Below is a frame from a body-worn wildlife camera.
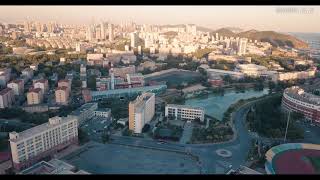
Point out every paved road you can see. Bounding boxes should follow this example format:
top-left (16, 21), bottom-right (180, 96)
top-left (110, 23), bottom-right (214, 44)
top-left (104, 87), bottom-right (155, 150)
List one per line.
top-left (180, 122), bottom-right (193, 144)
top-left (108, 101), bottom-right (255, 174)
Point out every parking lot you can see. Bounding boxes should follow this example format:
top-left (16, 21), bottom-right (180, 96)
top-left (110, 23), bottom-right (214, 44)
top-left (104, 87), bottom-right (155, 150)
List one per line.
top-left (80, 116), bottom-right (112, 142)
top-left (62, 141), bottom-right (200, 174)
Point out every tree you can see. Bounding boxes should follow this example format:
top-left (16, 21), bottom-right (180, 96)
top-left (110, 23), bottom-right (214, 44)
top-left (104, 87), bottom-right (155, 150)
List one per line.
top-left (78, 128), bottom-right (89, 145)
top-left (87, 75), bottom-right (97, 90)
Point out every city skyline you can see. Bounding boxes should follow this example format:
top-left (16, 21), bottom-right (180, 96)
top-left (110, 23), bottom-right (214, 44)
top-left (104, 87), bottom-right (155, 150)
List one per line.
top-left (0, 6), bottom-right (319, 33)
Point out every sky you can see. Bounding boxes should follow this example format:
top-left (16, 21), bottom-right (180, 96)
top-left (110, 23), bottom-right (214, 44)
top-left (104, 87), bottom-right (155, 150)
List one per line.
top-left (0, 6), bottom-right (319, 33)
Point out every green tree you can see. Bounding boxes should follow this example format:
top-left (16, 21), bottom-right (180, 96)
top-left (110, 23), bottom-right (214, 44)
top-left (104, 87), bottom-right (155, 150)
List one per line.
top-left (87, 75), bottom-right (97, 90)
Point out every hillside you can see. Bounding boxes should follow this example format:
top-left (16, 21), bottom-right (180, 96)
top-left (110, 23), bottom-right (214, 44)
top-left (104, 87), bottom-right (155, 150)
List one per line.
top-left (238, 30), bottom-right (308, 49)
top-left (210, 28), bottom-right (308, 49)
top-left (210, 28), bottom-right (236, 38)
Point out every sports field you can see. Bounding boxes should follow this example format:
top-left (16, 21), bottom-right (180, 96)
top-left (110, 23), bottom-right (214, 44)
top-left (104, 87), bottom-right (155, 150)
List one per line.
top-left (145, 70), bottom-right (202, 87)
top-left (273, 149), bottom-right (320, 174)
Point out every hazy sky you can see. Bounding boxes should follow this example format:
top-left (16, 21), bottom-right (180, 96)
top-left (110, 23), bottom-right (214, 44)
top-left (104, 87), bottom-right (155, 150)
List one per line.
top-left (0, 6), bottom-right (319, 33)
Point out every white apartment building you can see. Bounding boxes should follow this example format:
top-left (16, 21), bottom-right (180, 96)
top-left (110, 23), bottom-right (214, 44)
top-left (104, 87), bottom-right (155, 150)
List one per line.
top-left (9, 116), bottom-right (78, 171)
top-left (0, 88), bottom-right (14, 109)
top-left (131, 32), bottom-right (138, 48)
top-left (237, 38), bottom-right (248, 56)
top-left (129, 92), bottom-right (155, 134)
top-left (7, 79), bottom-right (24, 96)
top-left (165, 104), bottom-right (205, 122)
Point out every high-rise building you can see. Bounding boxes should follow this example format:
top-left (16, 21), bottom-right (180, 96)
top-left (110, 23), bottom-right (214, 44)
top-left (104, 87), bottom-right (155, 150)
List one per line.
top-left (129, 92), bottom-right (155, 134)
top-left (24, 21), bottom-right (32, 32)
top-left (100, 22), bottom-right (106, 40)
top-left (130, 32), bottom-right (138, 48)
top-left (186, 24), bottom-right (197, 36)
top-left (86, 26), bottom-right (94, 41)
top-left (108, 23), bottom-right (114, 42)
top-left (238, 38), bottom-right (248, 56)
top-left (9, 116), bottom-right (78, 171)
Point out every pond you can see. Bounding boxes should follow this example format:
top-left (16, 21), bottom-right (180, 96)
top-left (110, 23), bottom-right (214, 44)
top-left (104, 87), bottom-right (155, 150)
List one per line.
top-left (185, 89), bottom-right (269, 120)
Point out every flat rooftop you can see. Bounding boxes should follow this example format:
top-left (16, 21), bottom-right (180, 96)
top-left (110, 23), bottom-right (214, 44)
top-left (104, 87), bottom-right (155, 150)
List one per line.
top-left (9, 116), bottom-right (75, 143)
top-left (166, 104), bottom-right (205, 111)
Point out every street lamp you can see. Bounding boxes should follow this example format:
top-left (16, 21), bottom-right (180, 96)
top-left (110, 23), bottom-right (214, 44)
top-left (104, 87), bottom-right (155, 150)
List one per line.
top-left (283, 110), bottom-right (291, 143)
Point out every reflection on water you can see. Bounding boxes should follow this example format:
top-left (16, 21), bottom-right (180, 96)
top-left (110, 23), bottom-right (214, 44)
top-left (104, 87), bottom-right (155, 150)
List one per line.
top-left (185, 89), bottom-right (269, 120)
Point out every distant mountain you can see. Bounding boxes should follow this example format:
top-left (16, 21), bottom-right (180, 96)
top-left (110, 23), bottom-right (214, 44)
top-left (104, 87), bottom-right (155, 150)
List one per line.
top-left (210, 28), bottom-right (236, 37)
top-left (210, 28), bottom-right (308, 49)
top-left (238, 30), bottom-right (308, 49)
top-left (160, 24), bottom-right (186, 28)
top-left (197, 26), bottom-right (214, 32)
top-left (224, 27), bottom-right (244, 33)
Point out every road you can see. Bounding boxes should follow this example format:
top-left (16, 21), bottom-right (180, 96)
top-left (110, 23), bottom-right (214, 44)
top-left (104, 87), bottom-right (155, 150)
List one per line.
top-left (180, 122), bottom-right (193, 144)
top-left (108, 100), bottom-right (255, 174)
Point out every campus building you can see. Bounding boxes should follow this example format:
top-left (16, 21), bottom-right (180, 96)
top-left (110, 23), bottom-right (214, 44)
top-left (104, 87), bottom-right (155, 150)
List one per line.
top-left (129, 92), bottom-right (155, 133)
top-left (165, 104), bottom-right (205, 122)
top-left (9, 116), bottom-right (78, 171)
top-left (282, 86), bottom-right (320, 123)
top-left (70, 102), bottom-right (98, 126)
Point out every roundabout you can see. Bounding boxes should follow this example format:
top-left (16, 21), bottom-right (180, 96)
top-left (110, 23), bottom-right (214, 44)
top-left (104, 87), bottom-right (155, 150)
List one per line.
top-left (216, 149), bottom-right (232, 158)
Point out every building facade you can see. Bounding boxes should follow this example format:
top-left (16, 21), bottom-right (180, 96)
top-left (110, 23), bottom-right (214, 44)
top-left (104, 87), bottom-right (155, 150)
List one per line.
top-left (165, 104), bottom-right (205, 122)
top-left (70, 103), bottom-right (98, 126)
top-left (129, 92), bottom-right (155, 133)
top-left (33, 79), bottom-right (49, 95)
top-left (55, 87), bottom-right (69, 105)
top-left (9, 116), bottom-right (78, 171)
top-left (7, 79), bottom-right (24, 96)
top-left (27, 88), bottom-right (43, 105)
top-left (0, 88), bottom-right (14, 109)
top-left (282, 86), bottom-right (320, 123)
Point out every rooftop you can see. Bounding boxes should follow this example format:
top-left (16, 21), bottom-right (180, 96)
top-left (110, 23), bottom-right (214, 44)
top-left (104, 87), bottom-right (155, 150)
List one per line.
top-left (91, 85), bottom-right (167, 97)
top-left (284, 86), bottom-right (320, 106)
top-left (9, 116), bottom-right (76, 143)
top-left (28, 88), bottom-right (41, 93)
top-left (71, 103), bottom-right (98, 116)
top-left (8, 79), bottom-right (23, 84)
top-left (56, 86), bottom-right (68, 91)
top-left (166, 104), bottom-right (205, 111)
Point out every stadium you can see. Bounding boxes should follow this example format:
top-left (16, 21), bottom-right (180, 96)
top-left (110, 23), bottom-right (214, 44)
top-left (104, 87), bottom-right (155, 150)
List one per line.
top-left (265, 143), bottom-right (320, 174)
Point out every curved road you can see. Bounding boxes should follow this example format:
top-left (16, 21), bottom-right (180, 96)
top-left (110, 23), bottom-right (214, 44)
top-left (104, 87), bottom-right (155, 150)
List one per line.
top-left (109, 99), bottom-right (258, 174)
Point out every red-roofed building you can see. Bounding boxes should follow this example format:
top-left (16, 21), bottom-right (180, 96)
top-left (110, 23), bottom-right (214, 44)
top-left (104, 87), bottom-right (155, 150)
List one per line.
top-left (58, 79), bottom-right (71, 93)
